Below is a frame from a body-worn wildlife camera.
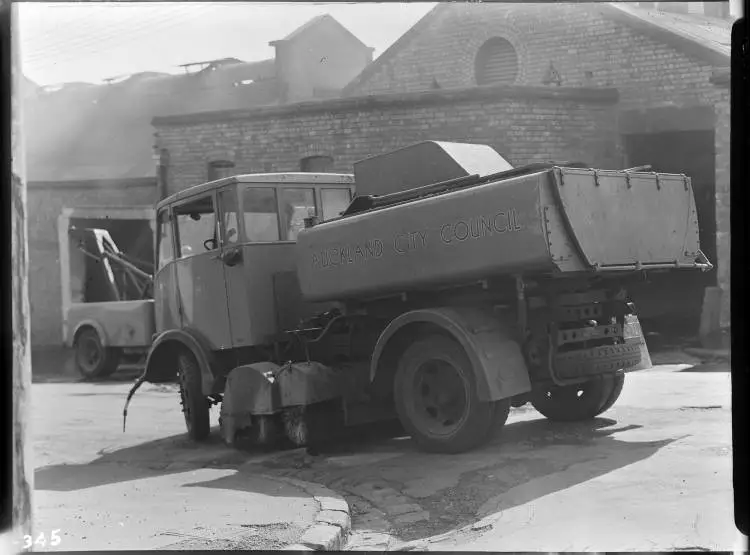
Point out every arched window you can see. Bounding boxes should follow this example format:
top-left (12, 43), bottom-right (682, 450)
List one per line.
top-left (300, 155), bottom-right (333, 173)
top-left (207, 160), bottom-right (235, 182)
top-left (475, 37), bottom-right (519, 86)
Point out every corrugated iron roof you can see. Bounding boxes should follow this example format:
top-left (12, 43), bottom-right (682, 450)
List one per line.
top-left (604, 3), bottom-right (731, 61)
top-left (24, 60), bottom-right (281, 182)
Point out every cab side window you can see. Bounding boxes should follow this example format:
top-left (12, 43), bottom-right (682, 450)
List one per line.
top-left (280, 187), bottom-right (316, 241)
top-left (156, 209), bottom-right (175, 270)
top-left (321, 188), bottom-right (352, 221)
top-left (218, 189), bottom-right (240, 245)
top-left (243, 187), bottom-right (280, 242)
top-left (174, 195), bottom-right (218, 257)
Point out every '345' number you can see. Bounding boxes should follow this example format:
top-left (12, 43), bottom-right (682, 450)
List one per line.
top-left (22, 530), bottom-right (62, 549)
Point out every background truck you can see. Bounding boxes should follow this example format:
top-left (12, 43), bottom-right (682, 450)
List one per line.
top-left (124, 141), bottom-right (712, 454)
top-left (60, 208), bottom-right (156, 379)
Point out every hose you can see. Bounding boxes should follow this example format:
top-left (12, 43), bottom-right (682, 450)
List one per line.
top-left (122, 374), bottom-right (147, 432)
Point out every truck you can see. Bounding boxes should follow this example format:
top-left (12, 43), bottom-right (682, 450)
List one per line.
top-left (124, 141), bottom-right (712, 454)
top-left (60, 208), bottom-right (156, 379)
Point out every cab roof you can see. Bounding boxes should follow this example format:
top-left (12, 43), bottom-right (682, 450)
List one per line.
top-left (156, 172), bottom-right (355, 211)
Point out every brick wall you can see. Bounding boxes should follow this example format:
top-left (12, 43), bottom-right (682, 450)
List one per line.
top-left (344, 3), bottom-right (724, 112)
top-left (155, 85), bottom-right (620, 195)
top-left (28, 180), bottom-right (157, 346)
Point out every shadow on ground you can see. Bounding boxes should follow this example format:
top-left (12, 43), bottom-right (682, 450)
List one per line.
top-left (34, 417), bottom-right (411, 494)
top-left (34, 429), bottom-right (256, 492)
top-left (259, 415), bottom-right (681, 543)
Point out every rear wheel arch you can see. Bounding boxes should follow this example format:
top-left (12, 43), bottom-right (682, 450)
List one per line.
top-left (73, 321), bottom-right (109, 347)
top-left (370, 320), bottom-right (450, 402)
top-left (370, 307), bottom-right (532, 403)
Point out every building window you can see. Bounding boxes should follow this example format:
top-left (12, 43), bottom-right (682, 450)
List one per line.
top-left (300, 155), bottom-right (333, 173)
top-left (207, 160), bottom-right (235, 182)
top-left (475, 37), bottom-right (519, 86)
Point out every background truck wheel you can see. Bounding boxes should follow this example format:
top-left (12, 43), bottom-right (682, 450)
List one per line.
top-left (531, 374), bottom-right (623, 422)
top-left (394, 335), bottom-right (496, 454)
top-left (74, 328), bottom-right (120, 380)
top-left (177, 352), bottom-right (210, 441)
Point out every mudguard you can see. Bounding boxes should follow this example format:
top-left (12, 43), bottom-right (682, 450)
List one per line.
top-left (72, 319), bottom-right (110, 347)
top-left (144, 328), bottom-right (217, 395)
top-left (277, 362), bottom-right (343, 407)
top-left (371, 306), bottom-right (532, 402)
top-left (219, 363), bottom-right (278, 445)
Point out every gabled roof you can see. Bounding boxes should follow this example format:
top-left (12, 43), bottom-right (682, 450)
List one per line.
top-left (270, 13), bottom-right (372, 52)
top-left (342, 4), bottom-right (449, 97)
top-left (344, 2), bottom-right (731, 96)
top-left (599, 2), bottom-right (730, 66)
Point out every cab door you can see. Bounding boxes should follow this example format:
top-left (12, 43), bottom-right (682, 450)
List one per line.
top-left (172, 192), bottom-right (232, 350)
top-left (216, 186), bottom-right (253, 346)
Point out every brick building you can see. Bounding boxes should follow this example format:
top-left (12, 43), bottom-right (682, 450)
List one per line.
top-left (154, 1), bottom-right (732, 330)
top-left (25, 14), bottom-right (373, 351)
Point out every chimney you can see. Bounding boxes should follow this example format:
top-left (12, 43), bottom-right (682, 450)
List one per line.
top-left (270, 39), bottom-right (292, 103)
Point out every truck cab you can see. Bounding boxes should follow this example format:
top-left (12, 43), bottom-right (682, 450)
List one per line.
top-left (150, 173), bottom-right (354, 397)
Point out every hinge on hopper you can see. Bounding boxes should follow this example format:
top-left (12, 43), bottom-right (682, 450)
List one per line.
top-left (681, 173), bottom-right (689, 191)
top-left (593, 170), bottom-right (600, 187)
top-left (554, 167), bottom-right (565, 187)
top-left (655, 174), bottom-right (661, 191)
top-left (625, 173), bottom-right (632, 189)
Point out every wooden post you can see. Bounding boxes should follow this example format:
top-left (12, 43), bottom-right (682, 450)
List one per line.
top-left (5, 0), bottom-right (34, 549)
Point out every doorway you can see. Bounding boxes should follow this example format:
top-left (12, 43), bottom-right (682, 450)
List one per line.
top-left (623, 129), bottom-right (716, 334)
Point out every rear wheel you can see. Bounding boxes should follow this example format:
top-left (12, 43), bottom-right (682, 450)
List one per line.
top-left (74, 328), bottom-right (120, 380)
top-left (394, 335), bottom-right (497, 454)
top-left (531, 374), bottom-right (624, 422)
top-left (177, 352), bottom-right (210, 441)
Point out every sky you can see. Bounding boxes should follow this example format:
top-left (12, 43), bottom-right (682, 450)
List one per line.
top-left (19, 2), bottom-right (436, 86)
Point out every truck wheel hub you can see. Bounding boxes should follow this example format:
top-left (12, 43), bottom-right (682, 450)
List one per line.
top-left (412, 360), bottom-right (468, 435)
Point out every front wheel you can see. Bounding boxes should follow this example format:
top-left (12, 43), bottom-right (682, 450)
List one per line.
top-left (394, 335), bottom-right (497, 454)
top-left (531, 374), bottom-right (625, 422)
top-left (177, 352), bottom-right (211, 441)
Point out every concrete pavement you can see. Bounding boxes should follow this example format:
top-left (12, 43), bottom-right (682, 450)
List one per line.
top-left (35, 466), bottom-right (318, 551)
top-left (32, 380), bottom-right (351, 551)
top-left (31, 349), bottom-right (736, 552)
top-left (250, 367), bottom-right (737, 552)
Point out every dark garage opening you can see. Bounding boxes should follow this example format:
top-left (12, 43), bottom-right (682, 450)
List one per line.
top-left (624, 129), bottom-right (716, 335)
top-left (68, 217), bottom-right (154, 303)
